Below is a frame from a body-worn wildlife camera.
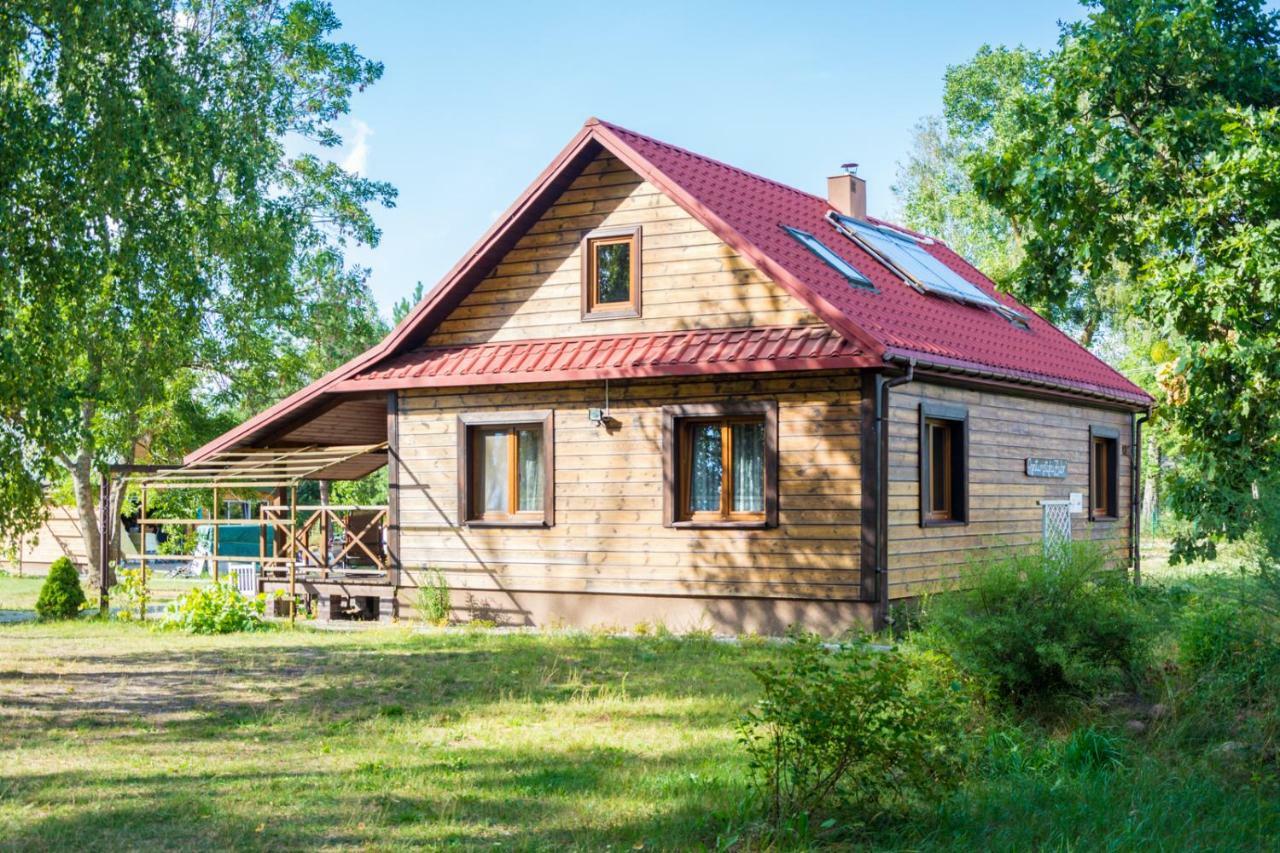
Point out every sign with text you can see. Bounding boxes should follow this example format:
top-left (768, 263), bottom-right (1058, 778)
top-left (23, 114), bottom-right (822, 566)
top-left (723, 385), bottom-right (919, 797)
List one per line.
top-left (1025, 457), bottom-right (1068, 478)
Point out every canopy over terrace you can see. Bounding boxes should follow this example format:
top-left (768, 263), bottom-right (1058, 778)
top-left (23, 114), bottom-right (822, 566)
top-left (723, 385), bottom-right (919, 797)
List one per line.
top-left (122, 443), bottom-right (390, 623)
top-left (139, 443), bottom-right (389, 490)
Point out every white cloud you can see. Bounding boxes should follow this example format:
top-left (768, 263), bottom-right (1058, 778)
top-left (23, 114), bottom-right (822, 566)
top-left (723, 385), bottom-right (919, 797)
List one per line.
top-left (342, 119), bottom-right (373, 176)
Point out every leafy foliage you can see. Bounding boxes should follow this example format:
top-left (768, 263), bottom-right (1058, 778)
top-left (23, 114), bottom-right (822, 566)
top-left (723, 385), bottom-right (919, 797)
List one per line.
top-left (110, 566), bottom-right (149, 622)
top-left (34, 556), bottom-right (85, 620)
top-left (163, 582), bottom-right (271, 634)
top-left (0, 0), bottom-right (394, 573)
top-left (414, 568), bottom-right (451, 626)
top-left (737, 633), bottom-right (971, 834)
top-left (927, 545), bottom-right (1150, 709)
top-left (952, 0), bottom-right (1280, 560)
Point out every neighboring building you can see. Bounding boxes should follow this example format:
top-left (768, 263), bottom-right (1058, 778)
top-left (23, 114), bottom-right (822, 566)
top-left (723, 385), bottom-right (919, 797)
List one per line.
top-left (5, 506), bottom-right (89, 575)
top-left (181, 119), bottom-right (1152, 632)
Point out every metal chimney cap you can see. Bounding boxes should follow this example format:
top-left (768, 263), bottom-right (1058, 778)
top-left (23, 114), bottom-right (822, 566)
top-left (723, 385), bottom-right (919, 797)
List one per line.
top-left (840, 162), bottom-right (859, 176)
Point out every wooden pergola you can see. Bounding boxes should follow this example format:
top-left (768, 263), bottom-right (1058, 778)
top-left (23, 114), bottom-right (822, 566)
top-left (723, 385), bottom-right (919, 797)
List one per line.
top-left (119, 442), bottom-right (388, 623)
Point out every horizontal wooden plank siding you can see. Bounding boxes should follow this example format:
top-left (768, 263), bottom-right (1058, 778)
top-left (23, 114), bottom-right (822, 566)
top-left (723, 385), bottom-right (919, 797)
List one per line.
top-left (423, 152), bottom-right (821, 347)
top-left (886, 381), bottom-right (1133, 599)
top-left (395, 371), bottom-right (863, 602)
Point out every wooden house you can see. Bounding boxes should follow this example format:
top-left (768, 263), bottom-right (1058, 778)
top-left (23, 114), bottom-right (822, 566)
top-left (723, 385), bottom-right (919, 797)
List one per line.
top-left (179, 119), bottom-right (1152, 632)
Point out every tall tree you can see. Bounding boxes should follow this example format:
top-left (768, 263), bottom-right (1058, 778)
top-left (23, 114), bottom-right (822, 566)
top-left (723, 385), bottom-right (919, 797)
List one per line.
top-left (0, 1), bottom-right (395, 580)
top-left (962, 0), bottom-right (1280, 560)
top-left (895, 45), bottom-right (1126, 345)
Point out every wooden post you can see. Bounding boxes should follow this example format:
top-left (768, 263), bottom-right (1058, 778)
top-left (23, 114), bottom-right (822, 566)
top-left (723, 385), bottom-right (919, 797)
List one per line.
top-left (386, 391), bottom-right (401, 589)
top-left (288, 484), bottom-right (297, 625)
top-left (211, 486), bottom-right (220, 584)
top-left (321, 505), bottom-right (331, 579)
top-left (258, 499), bottom-right (266, 580)
top-left (98, 473), bottom-right (111, 615)
top-left (139, 482), bottom-right (148, 622)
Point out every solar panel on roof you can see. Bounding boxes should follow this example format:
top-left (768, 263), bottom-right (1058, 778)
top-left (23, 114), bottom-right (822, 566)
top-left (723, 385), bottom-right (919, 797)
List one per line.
top-left (781, 225), bottom-right (874, 290)
top-left (828, 213), bottom-right (1025, 321)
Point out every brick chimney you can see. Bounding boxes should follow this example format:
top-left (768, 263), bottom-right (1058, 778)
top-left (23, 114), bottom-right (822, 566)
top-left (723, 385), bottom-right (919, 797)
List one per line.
top-left (827, 163), bottom-right (866, 220)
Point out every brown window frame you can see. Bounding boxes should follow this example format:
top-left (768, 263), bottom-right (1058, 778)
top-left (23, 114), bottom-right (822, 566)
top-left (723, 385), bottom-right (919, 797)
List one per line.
top-left (1089, 425), bottom-right (1120, 521)
top-left (457, 410), bottom-right (555, 528)
top-left (662, 401), bottom-right (778, 529)
top-left (581, 225), bottom-right (642, 321)
top-left (918, 402), bottom-right (969, 527)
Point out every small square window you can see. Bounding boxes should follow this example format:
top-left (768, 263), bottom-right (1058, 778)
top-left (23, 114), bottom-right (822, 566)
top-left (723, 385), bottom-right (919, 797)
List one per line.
top-left (663, 402), bottom-right (777, 528)
top-left (919, 403), bottom-right (968, 526)
top-left (581, 226), bottom-right (641, 320)
top-left (1090, 426), bottom-right (1119, 521)
top-left (457, 411), bottom-right (554, 527)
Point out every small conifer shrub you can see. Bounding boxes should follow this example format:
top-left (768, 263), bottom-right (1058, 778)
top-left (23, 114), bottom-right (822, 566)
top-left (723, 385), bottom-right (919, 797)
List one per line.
top-left (35, 556), bottom-right (86, 620)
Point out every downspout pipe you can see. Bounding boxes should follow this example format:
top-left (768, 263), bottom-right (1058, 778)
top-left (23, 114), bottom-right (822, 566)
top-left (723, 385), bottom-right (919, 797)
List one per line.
top-left (1131, 410), bottom-right (1150, 585)
top-left (875, 359), bottom-right (915, 628)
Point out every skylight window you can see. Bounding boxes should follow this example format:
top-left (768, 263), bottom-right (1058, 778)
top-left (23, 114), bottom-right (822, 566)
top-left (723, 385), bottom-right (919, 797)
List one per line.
top-left (782, 225), bottom-right (874, 290)
top-left (828, 213), bottom-right (1025, 322)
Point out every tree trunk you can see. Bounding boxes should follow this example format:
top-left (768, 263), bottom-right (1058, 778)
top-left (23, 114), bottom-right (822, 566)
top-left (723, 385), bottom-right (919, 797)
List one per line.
top-left (68, 451), bottom-right (102, 590)
top-left (1142, 440), bottom-right (1161, 529)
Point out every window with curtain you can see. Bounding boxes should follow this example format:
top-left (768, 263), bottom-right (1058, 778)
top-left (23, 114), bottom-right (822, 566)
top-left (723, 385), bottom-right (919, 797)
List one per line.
top-left (460, 413), bottom-right (553, 525)
top-left (677, 416), bottom-right (767, 522)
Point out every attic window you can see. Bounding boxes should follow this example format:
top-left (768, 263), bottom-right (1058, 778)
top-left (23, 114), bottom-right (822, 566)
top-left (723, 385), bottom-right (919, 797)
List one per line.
top-left (782, 225), bottom-right (874, 290)
top-left (828, 213), bottom-right (1026, 323)
top-left (581, 226), bottom-right (642, 320)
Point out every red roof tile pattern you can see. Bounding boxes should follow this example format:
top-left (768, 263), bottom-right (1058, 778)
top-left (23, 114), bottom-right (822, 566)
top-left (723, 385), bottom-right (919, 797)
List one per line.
top-left (337, 326), bottom-right (871, 391)
top-left (594, 120), bottom-right (1151, 405)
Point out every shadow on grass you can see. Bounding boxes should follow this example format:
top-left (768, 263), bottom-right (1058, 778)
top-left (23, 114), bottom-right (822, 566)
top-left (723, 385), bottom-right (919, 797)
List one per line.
top-left (2, 742), bottom-right (751, 851)
top-left (0, 626), bottom-right (766, 848)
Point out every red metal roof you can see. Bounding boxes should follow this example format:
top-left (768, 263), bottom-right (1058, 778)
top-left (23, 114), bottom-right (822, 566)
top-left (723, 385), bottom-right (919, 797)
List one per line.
top-left (592, 120), bottom-right (1151, 406)
top-left (336, 326), bottom-right (871, 391)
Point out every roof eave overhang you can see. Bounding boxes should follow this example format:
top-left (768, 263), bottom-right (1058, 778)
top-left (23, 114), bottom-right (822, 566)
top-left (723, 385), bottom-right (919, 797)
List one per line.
top-left (882, 350), bottom-right (1153, 412)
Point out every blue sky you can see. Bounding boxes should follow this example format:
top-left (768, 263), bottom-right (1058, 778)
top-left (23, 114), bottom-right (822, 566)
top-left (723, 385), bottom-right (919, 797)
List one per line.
top-left (326, 0), bottom-right (1085, 315)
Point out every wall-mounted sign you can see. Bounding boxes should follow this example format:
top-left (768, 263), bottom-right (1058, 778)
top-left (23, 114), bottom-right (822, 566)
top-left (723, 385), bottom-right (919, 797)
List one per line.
top-left (1025, 457), bottom-right (1068, 478)
top-left (1069, 492), bottom-right (1084, 514)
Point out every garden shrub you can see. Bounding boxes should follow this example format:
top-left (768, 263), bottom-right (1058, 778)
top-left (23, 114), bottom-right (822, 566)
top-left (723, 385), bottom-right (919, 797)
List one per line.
top-left (927, 544), bottom-right (1150, 709)
top-left (34, 556), bottom-right (86, 620)
top-left (414, 568), bottom-right (451, 626)
top-left (110, 566), bottom-right (149, 621)
top-left (163, 582), bottom-right (270, 634)
top-left (737, 633), bottom-right (971, 834)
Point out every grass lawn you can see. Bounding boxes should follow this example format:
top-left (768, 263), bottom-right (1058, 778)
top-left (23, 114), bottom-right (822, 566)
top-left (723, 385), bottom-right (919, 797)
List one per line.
top-left (1, 554), bottom-right (1278, 850)
top-left (0, 615), bottom-right (770, 850)
top-left (0, 574), bottom-right (203, 615)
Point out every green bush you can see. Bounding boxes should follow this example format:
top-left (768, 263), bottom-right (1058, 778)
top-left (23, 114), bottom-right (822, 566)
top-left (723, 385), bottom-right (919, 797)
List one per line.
top-left (110, 566), bottom-right (149, 621)
top-left (163, 582), bottom-right (271, 634)
top-left (414, 568), bottom-right (451, 626)
top-left (737, 633), bottom-right (971, 835)
top-left (927, 544), bottom-right (1150, 709)
top-left (34, 556), bottom-right (86, 620)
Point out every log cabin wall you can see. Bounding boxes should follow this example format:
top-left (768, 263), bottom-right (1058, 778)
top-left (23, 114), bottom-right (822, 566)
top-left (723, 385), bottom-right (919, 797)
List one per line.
top-left (885, 380), bottom-right (1133, 600)
top-left (393, 370), bottom-right (868, 633)
top-left (423, 151), bottom-right (823, 347)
